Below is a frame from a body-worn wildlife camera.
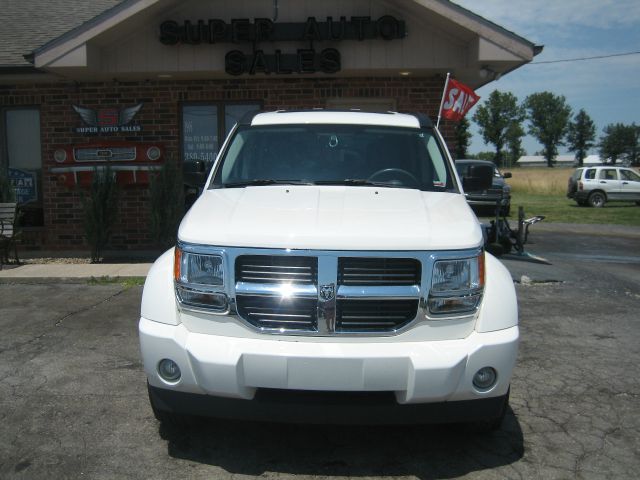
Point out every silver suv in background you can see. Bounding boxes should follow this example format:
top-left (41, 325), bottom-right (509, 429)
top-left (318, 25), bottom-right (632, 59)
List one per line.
top-left (567, 166), bottom-right (640, 207)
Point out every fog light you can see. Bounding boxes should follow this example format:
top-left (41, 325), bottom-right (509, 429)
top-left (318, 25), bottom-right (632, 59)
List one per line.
top-left (54, 149), bottom-right (67, 163)
top-left (473, 367), bottom-right (497, 390)
top-left (158, 359), bottom-right (181, 382)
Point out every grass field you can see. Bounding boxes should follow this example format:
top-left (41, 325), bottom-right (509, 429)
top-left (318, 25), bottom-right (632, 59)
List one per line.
top-left (494, 167), bottom-right (640, 226)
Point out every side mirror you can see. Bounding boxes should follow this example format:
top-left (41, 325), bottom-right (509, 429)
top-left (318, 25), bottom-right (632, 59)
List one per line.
top-left (462, 164), bottom-right (493, 191)
top-left (503, 172), bottom-right (512, 179)
top-left (194, 160), bottom-right (206, 174)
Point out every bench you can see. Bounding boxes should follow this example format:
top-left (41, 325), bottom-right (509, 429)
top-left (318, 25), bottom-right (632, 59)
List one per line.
top-left (0, 202), bottom-right (20, 268)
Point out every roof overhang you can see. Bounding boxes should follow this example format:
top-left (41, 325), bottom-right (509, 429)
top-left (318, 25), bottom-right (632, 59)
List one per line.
top-left (29, 0), bottom-right (540, 87)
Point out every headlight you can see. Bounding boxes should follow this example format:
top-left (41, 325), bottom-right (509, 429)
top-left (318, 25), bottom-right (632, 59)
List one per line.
top-left (427, 252), bottom-right (485, 316)
top-left (174, 246), bottom-right (228, 311)
top-left (147, 146), bottom-right (161, 161)
top-left (54, 149), bottom-right (67, 163)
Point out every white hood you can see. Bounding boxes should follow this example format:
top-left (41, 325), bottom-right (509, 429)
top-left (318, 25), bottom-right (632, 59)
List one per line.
top-left (178, 186), bottom-right (482, 251)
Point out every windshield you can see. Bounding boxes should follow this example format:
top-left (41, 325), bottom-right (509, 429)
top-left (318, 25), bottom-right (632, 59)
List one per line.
top-left (210, 124), bottom-right (455, 191)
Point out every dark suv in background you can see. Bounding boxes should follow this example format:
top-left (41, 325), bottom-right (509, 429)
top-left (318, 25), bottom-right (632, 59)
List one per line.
top-left (455, 159), bottom-right (512, 216)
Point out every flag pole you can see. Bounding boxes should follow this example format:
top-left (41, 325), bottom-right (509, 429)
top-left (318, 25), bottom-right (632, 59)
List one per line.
top-left (436, 72), bottom-right (450, 129)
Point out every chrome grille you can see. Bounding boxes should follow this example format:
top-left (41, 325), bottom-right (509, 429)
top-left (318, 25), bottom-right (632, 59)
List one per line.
top-left (338, 258), bottom-right (421, 286)
top-left (336, 299), bottom-right (418, 332)
top-left (236, 296), bottom-right (317, 330)
top-left (73, 147), bottom-right (136, 162)
top-left (232, 252), bottom-right (423, 335)
top-left (236, 255), bottom-right (317, 284)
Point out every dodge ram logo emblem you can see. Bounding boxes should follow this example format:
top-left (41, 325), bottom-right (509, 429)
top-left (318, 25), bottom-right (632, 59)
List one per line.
top-left (319, 284), bottom-right (335, 302)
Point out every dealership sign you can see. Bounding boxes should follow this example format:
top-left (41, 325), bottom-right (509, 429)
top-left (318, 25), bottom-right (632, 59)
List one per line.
top-left (8, 168), bottom-right (37, 204)
top-left (159, 16), bottom-right (405, 75)
top-left (72, 103), bottom-right (144, 134)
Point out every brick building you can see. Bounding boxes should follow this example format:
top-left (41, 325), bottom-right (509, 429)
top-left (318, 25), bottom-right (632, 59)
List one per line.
top-left (0, 0), bottom-right (539, 252)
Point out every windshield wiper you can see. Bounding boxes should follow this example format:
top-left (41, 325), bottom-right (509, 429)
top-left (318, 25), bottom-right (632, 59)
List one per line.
top-left (218, 179), bottom-right (315, 188)
top-left (314, 179), bottom-right (407, 188)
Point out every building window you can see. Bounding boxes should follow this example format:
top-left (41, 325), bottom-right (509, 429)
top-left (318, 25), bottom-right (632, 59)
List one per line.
top-left (181, 103), bottom-right (260, 191)
top-left (2, 108), bottom-right (43, 227)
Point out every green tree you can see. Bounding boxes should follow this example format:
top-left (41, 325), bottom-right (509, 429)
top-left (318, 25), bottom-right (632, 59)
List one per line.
top-left (470, 151), bottom-right (496, 162)
top-left (505, 122), bottom-right (526, 167)
top-left (473, 90), bottom-right (524, 167)
top-left (566, 109), bottom-right (596, 166)
top-left (599, 123), bottom-right (640, 165)
top-left (631, 124), bottom-right (640, 165)
top-left (524, 92), bottom-right (572, 167)
top-left (453, 117), bottom-right (472, 159)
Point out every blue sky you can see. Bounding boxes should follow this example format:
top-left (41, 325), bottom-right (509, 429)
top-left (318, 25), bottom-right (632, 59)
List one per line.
top-left (451, 0), bottom-right (640, 156)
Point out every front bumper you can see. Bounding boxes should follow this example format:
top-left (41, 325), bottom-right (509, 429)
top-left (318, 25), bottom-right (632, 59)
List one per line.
top-left (571, 190), bottom-right (589, 201)
top-left (465, 195), bottom-right (510, 207)
top-left (140, 317), bottom-right (518, 415)
top-left (148, 383), bottom-right (509, 425)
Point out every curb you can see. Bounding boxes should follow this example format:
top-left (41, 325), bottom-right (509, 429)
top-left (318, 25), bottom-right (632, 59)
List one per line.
top-left (0, 276), bottom-right (147, 285)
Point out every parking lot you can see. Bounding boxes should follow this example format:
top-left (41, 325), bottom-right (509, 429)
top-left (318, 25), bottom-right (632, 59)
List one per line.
top-left (1, 225), bottom-right (639, 479)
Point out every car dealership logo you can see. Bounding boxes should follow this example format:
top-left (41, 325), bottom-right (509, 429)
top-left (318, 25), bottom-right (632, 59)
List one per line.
top-left (72, 103), bottom-right (143, 134)
top-left (319, 284), bottom-right (335, 302)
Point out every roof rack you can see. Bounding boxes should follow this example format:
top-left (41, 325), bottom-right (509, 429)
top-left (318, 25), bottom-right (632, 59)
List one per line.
top-left (240, 109), bottom-right (434, 127)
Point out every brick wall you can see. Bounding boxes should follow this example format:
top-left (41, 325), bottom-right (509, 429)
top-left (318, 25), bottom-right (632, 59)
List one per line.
top-left (0, 76), bottom-right (455, 251)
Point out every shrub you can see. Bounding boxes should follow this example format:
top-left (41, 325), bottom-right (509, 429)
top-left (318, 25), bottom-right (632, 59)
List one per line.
top-left (149, 160), bottom-right (185, 249)
top-left (83, 167), bottom-right (118, 263)
top-left (0, 169), bottom-right (16, 203)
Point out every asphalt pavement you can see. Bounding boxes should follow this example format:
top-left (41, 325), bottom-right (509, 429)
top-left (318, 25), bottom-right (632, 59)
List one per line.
top-left (0, 224), bottom-right (639, 479)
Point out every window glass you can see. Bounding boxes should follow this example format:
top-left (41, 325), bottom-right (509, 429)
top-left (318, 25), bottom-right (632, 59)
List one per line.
top-left (182, 105), bottom-right (218, 164)
top-left (4, 108), bottom-right (43, 226)
top-left (599, 169), bottom-right (617, 180)
top-left (212, 125), bottom-right (453, 192)
top-left (584, 169), bottom-right (596, 179)
top-left (181, 103), bottom-right (261, 193)
top-left (7, 109), bottom-right (41, 171)
top-left (225, 104), bottom-right (259, 137)
top-left (620, 169), bottom-right (640, 181)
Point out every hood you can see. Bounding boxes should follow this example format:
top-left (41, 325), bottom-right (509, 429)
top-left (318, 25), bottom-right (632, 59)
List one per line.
top-left (178, 186), bottom-right (482, 251)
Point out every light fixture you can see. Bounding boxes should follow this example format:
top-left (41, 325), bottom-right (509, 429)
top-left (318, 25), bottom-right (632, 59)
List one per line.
top-left (479, 66), bottom-right (501, 80)
top-left (399, 71), bottom-right (411, 76)
top-left (158, 359), bottom-right (181, 382)
top-left (473, 367), bottom-right (497, 390)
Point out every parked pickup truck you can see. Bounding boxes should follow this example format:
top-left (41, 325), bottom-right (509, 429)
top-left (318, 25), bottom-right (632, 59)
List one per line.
top-left (139, 110), bottom-right (518, 430)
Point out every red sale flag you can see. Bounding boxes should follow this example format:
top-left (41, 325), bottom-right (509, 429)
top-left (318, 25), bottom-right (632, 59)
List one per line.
top-left (437, 73), bottom-right (480, 127)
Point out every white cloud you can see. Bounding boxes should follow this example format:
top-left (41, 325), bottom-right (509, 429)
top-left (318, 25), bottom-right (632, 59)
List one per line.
top-left (453, 0), bottom-right (640, 155)
top-left (452, 0), bottom-right (640, 39)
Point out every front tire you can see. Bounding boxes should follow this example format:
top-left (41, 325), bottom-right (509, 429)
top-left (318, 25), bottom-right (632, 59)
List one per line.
top-left (148, 382), bottom-right (192, 428)
top-left (588, 191), bottom-right (606, 208)
top-left (471, 388), bottom-right (509, 432)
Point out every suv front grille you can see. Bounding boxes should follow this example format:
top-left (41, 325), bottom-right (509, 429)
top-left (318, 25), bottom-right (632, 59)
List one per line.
top-left (234, 253), bottom-right (421, 335)
top-left (73, 147), bottom-right (137, 162)
top-left (236, 255), bottom-right (317, 284)
top-left (338, 257), bottom-right (421, 286)
top-left (336, 299), bottom-right (419, 332)
top-left (236, 296), bottom-right (317, 331)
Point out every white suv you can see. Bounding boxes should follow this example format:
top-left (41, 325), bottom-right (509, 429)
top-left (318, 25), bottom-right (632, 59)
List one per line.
top-left (567, 166), bottom-right (640, 207)
top-left (139, 111), bottom-right (518, 430)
